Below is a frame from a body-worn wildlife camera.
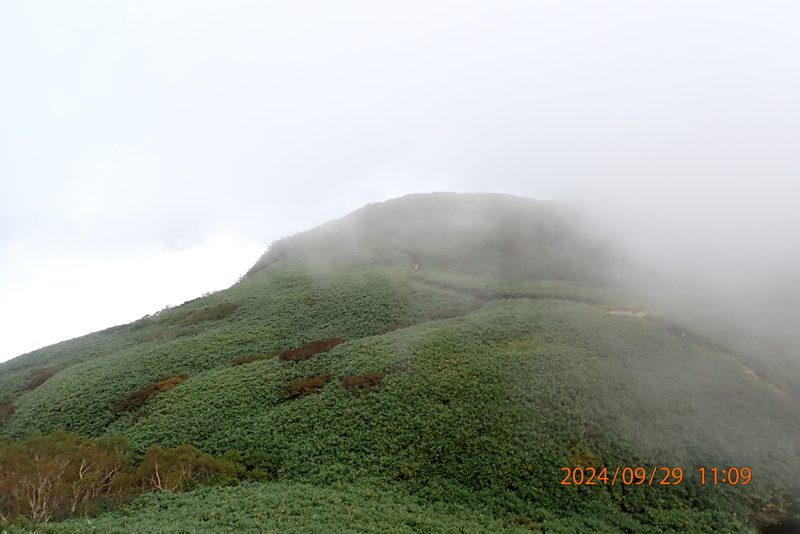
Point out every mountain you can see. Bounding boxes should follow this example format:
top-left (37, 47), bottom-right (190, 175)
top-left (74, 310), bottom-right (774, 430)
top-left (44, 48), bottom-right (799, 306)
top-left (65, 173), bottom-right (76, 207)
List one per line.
top-left (1, 192), bottom-right (798, 533)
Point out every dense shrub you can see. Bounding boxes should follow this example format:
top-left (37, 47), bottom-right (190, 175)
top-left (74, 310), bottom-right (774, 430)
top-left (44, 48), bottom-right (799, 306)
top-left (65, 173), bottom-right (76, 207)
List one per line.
top-left (379, 323), bottom-right (412, 334)
top-left (0, 401), bottom-right (15, 426)
top-left (429, 309), bottom-right (462, 320)
top-left (0, 480), bottom-right (564, 533)
top-left (509, 515), bottom-right (540, 530)
top-left (113, 375), bottom-right (187, 416)
top-left (151, 375), bottom-right (186, 395)
top-left (278, 338), bottom-right (345, 362)
top-left (0, 431), bottom-right (134, 522)
top-left (179, 303), bottom-right (238, 326)
top-left (239, 450), bottom-right (282, 482)
top-left (25, 367), bottom-right (60, 391)
top-left (568, 444), bottom-right (599, 469)
top-left (234, 352), bottom-right (279, 367)
top-left (136, 445), bottom-right (240, 492)
top-left (0, 431), bottom-right (240, 523)
top-left (231, 357), bottom-right (259, 367)
top-left (149, 327), bottom-right (183, 341)
top-left (341, 373), bottom-right (383, 396)
top-left (285, 372), bottom-right (332, 399)
top-left (113, 389), bottom-right (151, 417)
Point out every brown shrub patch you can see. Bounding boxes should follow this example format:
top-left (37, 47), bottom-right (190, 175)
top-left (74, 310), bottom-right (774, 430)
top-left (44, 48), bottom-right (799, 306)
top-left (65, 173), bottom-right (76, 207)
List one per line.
top-left (278, 338), bottom-right (345, 362)
top-left (150, 327), bottom-right (183, 341)
top-left (305, 300), bottom-right (317, 307)
top-left (503, 336), bottom-right (539, 352)
top-left (113, 375), bottom-right (187, 416)
top-left (232, 357), bottom-right (259, 367)
top-left (25, 367), bottom-right (60, 391)
top-left (342, 373), bottom-right (383, 396)
top-left (180, 303), bottom-right (238, 326)
top-left (568, 444), bottom-right (599, 469)
top-left (393, 365), bottom-right (408, 372)
top-left (285, 371), bottom-right (332, 399)
top-left (512, 516), bottom-right (540, 530)
top-left (585, 425), bottom-right (603, 440)
top-left (0, 400), bottom-right (15, 425)
top-left (151, 376), bottom-right (186, 396)
top-left (468, 299), bottom-right (485, 311)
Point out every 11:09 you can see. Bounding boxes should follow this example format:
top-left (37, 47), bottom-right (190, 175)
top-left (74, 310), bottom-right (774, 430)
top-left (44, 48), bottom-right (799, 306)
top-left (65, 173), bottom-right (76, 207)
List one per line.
top-left (698, 467), bottom-right (751, 485)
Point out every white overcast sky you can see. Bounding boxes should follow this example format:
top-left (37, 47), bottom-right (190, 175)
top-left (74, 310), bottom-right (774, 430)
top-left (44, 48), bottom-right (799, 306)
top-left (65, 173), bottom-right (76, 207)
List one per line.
top-left (1, 1), bottom-right (799, 363)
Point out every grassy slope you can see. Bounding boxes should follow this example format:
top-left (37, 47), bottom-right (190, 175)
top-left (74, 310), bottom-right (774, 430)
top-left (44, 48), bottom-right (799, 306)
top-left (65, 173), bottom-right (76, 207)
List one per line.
top-left (2, 193), bottom-right (799, 532)
top-left (0, 481), bottom-right (539, 534)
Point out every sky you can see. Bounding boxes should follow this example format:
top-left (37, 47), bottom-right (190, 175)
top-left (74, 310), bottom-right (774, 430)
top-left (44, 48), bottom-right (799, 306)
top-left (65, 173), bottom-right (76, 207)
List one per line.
top-left (1, 1), bottom-right (799, 363)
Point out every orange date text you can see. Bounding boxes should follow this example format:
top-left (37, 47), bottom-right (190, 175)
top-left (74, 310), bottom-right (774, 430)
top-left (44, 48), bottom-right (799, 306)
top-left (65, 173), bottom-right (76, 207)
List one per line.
top-left (560, 466), bottom-right (685, 486)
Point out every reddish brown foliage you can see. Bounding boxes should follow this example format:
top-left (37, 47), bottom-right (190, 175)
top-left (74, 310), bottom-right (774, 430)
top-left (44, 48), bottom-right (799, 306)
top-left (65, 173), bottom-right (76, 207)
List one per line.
top-left (585, 425), bottom-right (602, 440)
top-left (114, 389), bottom-right (151, 417)
top-left (232, 357), bottom-right (259, 367)
top-left (393, 365), bottom-right (408, 372)
top-left (25, 367), bottom-right (60, 391)
top-left (151, 376), bottom-right (186, 395)
top-left (341, 373), bottom-right (383, 396)
top-left (278, 338), bottom-right (345, 362)
top-left (305, 300), bottom-right (317, 307)
top-left (285, 371), bottom-right (332, 399)
top-left (113, 375), bottom-right (187, 416)
top-left (0, 400), bottom-right (15, 425)
top-left (513, 516), bottom-right (540, 529)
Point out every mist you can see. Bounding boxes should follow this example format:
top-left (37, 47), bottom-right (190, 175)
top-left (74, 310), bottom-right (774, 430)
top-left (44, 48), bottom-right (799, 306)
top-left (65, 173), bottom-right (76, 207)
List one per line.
top-left (1, 1), bottom-right (799, 362)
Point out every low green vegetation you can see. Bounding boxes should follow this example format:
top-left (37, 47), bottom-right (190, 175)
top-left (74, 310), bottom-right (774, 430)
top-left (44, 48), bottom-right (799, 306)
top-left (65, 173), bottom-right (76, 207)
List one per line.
top-left (1, 193), bottom-right (798, 532)
top-left (0, 481), bottom-right (545, 534)
top-left (178, 303), bottom-right (238, 326)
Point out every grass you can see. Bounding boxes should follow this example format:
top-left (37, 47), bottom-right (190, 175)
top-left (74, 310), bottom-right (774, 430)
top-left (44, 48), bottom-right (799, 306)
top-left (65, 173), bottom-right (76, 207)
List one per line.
top-left (0, 481), bottom-right (543, 534)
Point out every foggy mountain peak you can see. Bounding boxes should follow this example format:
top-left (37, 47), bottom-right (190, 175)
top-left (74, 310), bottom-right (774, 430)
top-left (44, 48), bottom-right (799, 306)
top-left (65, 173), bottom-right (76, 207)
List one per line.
top-left (245, 192), bottom-right (617, 284)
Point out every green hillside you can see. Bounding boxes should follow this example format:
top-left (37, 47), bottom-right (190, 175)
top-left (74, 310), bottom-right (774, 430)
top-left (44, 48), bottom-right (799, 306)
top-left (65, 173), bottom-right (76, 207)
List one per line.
top-left (1, 193), bottom-right (799, 533)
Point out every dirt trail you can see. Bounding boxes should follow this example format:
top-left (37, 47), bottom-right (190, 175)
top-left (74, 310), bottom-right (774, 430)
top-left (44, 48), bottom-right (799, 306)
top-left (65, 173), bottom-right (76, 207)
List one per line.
top-left (601, 305), bottom-right (659, 318)
top-left (605, 310), bottom-right (657, 317)
top-left (742, 365), bottom-right (791, 398)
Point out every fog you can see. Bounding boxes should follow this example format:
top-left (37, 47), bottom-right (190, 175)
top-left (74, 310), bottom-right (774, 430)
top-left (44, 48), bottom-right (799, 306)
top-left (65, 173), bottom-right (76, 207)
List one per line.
top-left (1, 1), bottom-right (799, 362)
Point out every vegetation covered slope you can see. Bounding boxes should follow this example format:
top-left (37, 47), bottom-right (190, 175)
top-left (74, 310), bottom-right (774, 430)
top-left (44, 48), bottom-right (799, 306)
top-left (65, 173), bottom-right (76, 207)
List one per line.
top-left (1, 193), bottom-right (799, 533)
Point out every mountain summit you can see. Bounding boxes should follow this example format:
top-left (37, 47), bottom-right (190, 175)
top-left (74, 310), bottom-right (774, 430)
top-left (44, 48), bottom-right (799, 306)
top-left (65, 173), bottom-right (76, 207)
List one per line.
top-left (246, 192), bottom-right (615, 284)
